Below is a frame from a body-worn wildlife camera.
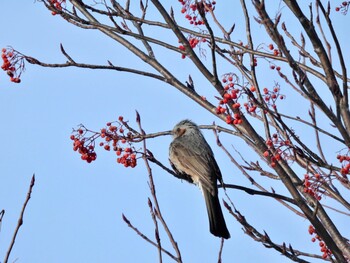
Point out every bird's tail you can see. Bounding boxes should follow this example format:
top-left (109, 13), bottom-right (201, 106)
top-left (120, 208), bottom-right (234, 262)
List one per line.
top-left (203, 188), bottom-right (230, 239)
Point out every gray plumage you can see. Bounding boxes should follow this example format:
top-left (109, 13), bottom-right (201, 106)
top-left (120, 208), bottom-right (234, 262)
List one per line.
top-left (169, 120), bottom-right (230, 239)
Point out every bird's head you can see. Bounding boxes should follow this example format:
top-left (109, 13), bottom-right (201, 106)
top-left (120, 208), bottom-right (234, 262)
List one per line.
top-left (171, 119), bottom-right (199, 139)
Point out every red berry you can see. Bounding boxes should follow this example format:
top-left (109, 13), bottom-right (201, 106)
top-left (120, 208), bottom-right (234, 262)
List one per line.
top-left (248, 106), bottom-right (257, 112)
top-left (274, 154), bottom-right (281, 161)
top-left (308, 225), bottom-right (315, 235)
top-left (233, 103), bottom-right (240, 109)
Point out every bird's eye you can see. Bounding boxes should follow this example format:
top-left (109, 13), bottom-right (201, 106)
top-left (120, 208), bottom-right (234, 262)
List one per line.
top-left (176, 128), bottom-right (181, 133)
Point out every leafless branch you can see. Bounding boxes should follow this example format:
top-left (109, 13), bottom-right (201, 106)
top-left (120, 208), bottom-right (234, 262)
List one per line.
top-left (136, 111), bottom-right (183, 262)
top-left (3, 174), bottom-right (35, 263)
top-left (122, 214), bottom-right (178, 261)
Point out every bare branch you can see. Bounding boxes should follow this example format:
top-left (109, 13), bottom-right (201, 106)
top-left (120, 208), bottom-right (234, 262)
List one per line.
top-left (137, 112), bottom-right (183, 262)
top-left (3, 174), bottom-right (35, 263)
top-left (122, 214), bottom-right (178, 261)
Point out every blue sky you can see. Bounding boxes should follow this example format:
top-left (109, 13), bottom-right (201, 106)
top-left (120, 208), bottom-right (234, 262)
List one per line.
top-left (1, 1), bottom-right (349, 262)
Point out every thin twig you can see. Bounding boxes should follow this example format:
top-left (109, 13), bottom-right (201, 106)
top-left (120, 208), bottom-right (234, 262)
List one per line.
top-left (136, 111), bottom-right (183, 263)
top-left (222, 184), bottom-right (296, 205)
top-left (0, 209), bottom-right (5, 232)
top-left (122, 214), bottom-right (178, 261)
top-left (3, 174), bottom-right (35, 263)
top-left (217, 238), bottom-right (224, 263)
top-left (148, 198), bottom-right (163, 263)
top-left (25, 56), bottom-right (166, 82)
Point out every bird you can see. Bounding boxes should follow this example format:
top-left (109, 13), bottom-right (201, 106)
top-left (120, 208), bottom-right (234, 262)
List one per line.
top-left (169, 119), bottom-right (230, 239)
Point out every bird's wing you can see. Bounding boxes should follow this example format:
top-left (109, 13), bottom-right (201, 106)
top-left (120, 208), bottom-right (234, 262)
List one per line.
top-left (170, 139), bottom-right (219, 195)
top-left (169, 158), bottom-right (194, 184)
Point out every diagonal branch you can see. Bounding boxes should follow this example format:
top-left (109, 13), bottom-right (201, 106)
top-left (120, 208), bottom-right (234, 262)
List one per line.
top-left (223, 200), bottom-right (323, 263)
top-left (3, 174), bottom-right (35, 263)
top-left (122, 214), bottom-right (178, 261)
top-left (136, 112), bottom-right (183, 263)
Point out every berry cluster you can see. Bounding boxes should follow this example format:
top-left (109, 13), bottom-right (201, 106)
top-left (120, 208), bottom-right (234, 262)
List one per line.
top-left (224, 113), bottom-right (242, 125)
top-left (178, 36), bottom-right (206, 59)
top-left (261, 84), bottom-right (284, 110)
top-left (267, 43), bottom-right (280, 57)
top-left (70, 129), bottom-right (97, 163)
top-left (49, 0), bottom-right (66, 16)
top-left (244, 84), bottom-right (284, 115)
top-left (263, 133), bottom-right (291, 167)
top-left (243, 101), bottom-right (257, 113)
top-left (70, 116), bottom-right (139, 168)
top-left (244, 85), bottom-right (258, 114)
top-left (216, 74), bottom-right (243, 125)
top-left (100, 118), bottom-right (138, 168)
top-left (303, 173), bottom-right (322, 201)
top-left (179, 0), bottom-right (216, 25)
top-left (266, 43), bottom-right (282, 70)
top-left (1, 48), bottom-right (24, 83)
top-left (266, 43), bottom-right (281, 70)
top-left (335, 1), bottom-right (349, 14)
top-left (336, 153), bottom-right (350, 176)
top-left (116, 147), bottom-right (137, 168)
top-left (308, 225), bottom-right (332, 259)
